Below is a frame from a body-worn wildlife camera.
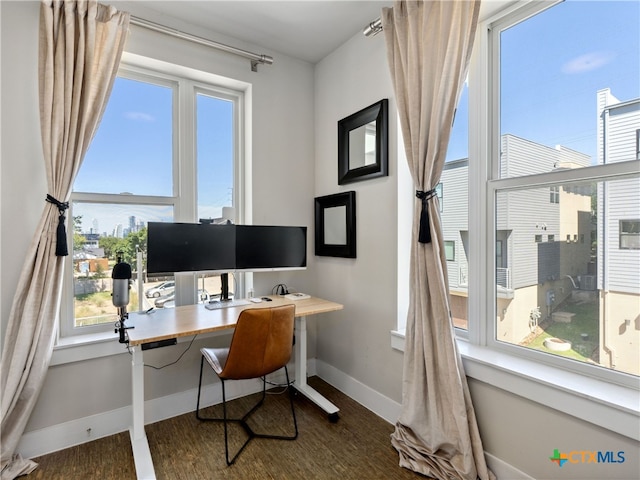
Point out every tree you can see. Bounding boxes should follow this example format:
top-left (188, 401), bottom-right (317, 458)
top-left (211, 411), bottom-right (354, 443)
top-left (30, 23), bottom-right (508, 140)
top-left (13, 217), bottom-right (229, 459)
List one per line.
top-left (72, 215), bottom-right (85, 252)
top-left (73, 232), bottom-right (86, 252)
top-left (118, 227), bottom-right (147, 270)
top-left (99, 236), bottom-right (120, 260)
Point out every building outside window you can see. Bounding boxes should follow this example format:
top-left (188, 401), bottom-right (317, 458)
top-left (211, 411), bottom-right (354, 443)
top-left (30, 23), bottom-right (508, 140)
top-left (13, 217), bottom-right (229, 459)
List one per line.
top-left (427, 0), bottom-right (640, 380)
top-left (488, 0), bottom-right (639, 378)
top-left (62, 59), bottom-right (245, 337)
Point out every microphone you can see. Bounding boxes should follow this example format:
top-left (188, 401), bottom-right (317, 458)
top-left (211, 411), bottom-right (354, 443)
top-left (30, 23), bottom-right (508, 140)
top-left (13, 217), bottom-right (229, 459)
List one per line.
top-left (112, 255), bottom-right (133, 343)
top-left (112, 259), bottom-right (131, 307)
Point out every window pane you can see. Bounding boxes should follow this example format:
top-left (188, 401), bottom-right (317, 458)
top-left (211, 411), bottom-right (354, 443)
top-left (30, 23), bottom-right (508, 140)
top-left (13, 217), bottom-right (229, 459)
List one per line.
top-left (446, 83), bottom-right (468, 162)
top-left (444, 241), bottom-right (455, 261)
top-left (75, 77), bottom-right (174, 196)
top-left (72, 202), bottom-right (173, 328)
top-left (196, 93), bottom-right (234, 221)
top-left (620, 220), bottom-right (640, 250)
top-left (495, 177), bottom-right (640, 376)
top-left (440, 160), bottom-right (469, 330)
top-left (500, 0), bottom-right (640, 177)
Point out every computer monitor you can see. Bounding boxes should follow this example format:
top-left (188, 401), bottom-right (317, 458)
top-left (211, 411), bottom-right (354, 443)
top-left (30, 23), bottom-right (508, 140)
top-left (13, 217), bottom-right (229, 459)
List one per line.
top-left (146, 222), bottom-right (236, 276)
top-left (236, 225), bottom-right (307, 270)
top-left (146, 222), bottom-right (307, 276)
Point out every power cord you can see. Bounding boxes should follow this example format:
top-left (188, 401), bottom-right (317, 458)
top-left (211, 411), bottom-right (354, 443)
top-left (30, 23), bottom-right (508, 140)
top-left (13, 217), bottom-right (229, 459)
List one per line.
top-left (126, 335), bottom-right (198, 370)
top-left (264, 376), bottom-right (295, 394)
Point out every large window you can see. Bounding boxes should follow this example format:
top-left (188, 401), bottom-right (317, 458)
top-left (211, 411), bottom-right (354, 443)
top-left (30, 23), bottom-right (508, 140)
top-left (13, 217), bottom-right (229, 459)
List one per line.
top-left (486, 0), bottom-right (639, 378)
top-left (398, 0), bottom-right (640, 387)
top-left (62, 59), bottom-right (245, 337)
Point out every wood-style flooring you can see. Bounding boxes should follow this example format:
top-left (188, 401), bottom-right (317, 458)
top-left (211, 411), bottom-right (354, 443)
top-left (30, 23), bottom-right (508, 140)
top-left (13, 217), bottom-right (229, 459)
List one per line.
top-left (29, 377), bottom-right (425, 479)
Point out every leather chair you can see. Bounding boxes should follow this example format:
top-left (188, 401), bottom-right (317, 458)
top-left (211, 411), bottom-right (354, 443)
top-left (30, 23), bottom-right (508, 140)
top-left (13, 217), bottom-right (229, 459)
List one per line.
top-left (196, 304), bottom-right (298, 465)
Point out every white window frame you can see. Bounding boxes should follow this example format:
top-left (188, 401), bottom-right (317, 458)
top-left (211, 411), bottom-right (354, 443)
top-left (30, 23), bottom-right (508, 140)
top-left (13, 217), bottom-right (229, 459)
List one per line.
top-left (393, 0), bottom-right (640, 441)
top-left (59, 53), bottom-right (248, 340)
top-left (484, 0), bottom-right (639, 388)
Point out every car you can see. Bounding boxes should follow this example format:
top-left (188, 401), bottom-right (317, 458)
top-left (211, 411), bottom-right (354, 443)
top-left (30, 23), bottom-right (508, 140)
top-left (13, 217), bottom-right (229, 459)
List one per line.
top-left (145, 281), bottom-right (175, 298)
top-left (155, 289), bottom-right (210, 309)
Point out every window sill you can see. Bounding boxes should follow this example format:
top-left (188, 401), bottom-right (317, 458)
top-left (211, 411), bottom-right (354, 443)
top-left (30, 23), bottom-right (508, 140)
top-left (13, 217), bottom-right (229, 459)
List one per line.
top-left (52, 332), bottom-right (129, 366)
top-left (390, 329), bottom-right (640, 441)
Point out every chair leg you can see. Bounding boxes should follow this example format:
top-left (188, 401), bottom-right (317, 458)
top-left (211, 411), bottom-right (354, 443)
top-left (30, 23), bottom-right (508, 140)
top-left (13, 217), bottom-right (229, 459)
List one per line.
top-left (195, 356), bottom-right (205, 420)
top-left (195, 362), bottom-right (299, 465)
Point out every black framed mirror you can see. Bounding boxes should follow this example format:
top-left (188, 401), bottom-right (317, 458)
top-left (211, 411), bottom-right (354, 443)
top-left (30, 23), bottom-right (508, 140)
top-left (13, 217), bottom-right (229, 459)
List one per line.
top-left (314, 191), bottom-right (356, 258)
top-left (338, 99), bottom-right (388, 185)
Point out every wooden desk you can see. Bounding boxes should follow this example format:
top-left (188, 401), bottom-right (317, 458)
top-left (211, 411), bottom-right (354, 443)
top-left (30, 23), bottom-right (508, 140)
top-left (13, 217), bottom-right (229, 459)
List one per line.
top-left (125, 295), bottom-right (343, 479)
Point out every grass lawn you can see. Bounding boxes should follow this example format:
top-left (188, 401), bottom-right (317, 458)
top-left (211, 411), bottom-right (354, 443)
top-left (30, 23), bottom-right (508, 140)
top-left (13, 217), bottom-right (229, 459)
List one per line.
top-left (75, 291), bottom-right (140, 326)
top-left (525, 300), bottom-right (599, 364)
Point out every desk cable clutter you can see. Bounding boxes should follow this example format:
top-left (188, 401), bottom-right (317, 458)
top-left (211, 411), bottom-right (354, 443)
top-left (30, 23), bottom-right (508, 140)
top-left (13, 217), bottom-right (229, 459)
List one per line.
top-left (272, 283), bottom-right (310, 300)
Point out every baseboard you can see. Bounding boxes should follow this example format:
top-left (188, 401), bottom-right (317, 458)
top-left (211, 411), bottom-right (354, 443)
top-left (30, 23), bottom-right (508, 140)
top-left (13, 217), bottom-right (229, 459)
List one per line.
top-left (485, 452), bottom-right (535, 480)
top-left (19, 360), bottom-right (528, 480)
top-left (315, 359), bottom-right (533, 480)
top-left (315, 359), bottom-right (402, 424)
top-left (17, 375), bottom-right (269, 459)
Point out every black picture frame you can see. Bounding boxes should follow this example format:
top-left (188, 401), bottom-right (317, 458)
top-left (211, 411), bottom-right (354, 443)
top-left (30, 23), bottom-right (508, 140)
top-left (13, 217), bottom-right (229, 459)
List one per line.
top-left (314, 191), bottom-right (356, 258)
top-left (338, 99), bottom-right (388, 185)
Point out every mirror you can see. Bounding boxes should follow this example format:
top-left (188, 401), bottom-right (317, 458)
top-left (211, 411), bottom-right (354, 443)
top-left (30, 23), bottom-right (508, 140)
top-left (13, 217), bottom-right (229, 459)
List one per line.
top-left (314, 191), bottom-right (356, 258)
top-left (323, 205), bottom-right (347, 244)
top-left (338, 99), bottom-right (388, 185)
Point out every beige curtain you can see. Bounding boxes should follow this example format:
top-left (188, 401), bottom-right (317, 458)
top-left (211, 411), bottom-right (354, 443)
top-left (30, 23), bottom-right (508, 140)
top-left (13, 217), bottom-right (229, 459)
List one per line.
top-left (0, 2), bottom-right (129, 478)
top-left (382, 2), bottom-right (494, 479)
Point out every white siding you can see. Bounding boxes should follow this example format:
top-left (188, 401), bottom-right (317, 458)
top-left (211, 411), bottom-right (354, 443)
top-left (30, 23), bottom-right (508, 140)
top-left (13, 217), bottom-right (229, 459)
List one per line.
top-left (597, 90), bottom-right (640, 292)
top-left (441, 160), bottom-right (469, 287)
top-left (499, 136), bottom-right (589, 289)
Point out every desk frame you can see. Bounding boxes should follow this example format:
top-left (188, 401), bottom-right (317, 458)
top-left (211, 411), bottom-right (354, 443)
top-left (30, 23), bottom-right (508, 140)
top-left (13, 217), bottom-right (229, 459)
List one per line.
top-left (126, 296), bottom-right (342, 479)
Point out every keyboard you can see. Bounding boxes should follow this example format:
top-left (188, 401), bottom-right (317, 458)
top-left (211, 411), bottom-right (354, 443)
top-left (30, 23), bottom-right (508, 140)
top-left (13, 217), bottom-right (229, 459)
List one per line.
top-left (205, 299), bottom-right (251, 310)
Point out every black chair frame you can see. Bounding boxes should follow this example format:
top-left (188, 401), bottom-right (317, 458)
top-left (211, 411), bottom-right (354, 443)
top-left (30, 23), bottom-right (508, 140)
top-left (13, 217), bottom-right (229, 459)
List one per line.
top-left (196, 356), bottom-right (299, 465)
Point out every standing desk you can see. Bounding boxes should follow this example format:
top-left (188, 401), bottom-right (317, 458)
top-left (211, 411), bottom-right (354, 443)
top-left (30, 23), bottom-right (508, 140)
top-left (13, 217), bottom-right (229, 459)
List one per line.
top-left (125, 295), bottom-right (343, 479)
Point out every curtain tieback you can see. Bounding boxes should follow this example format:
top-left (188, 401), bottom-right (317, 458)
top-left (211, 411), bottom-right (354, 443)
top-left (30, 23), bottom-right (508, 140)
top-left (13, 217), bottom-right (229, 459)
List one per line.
top-left (415, 189), bottom-right (437, 244)
top-left (46, 194), bottom-right (69, 256)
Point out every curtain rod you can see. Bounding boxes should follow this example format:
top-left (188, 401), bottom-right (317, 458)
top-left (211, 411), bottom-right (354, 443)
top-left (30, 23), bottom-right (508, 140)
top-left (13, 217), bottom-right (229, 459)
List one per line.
top-left (130, 16), bottom-right (274, 72)
top-left (363, 18), bottom-right (382, 37)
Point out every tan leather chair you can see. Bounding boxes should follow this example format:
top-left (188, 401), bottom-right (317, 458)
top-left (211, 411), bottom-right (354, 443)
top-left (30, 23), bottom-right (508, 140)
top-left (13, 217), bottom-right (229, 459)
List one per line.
top-left (196, 304), bottom-right (298, 465)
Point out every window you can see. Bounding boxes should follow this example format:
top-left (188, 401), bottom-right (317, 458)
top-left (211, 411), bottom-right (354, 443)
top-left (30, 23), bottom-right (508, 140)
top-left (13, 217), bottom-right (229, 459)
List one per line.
top-left (435, 182), bottom-right (443, 212)
top-left (62, 58), bottom-right (246, 337)
top-left (620, 220), bottom-right (640, 250)
top-left (486, 0), bottom-right (639, 379)
top-left (441, 85), bottom-right (469, 331)
top-left (444, 241), bottom-right (455, 261)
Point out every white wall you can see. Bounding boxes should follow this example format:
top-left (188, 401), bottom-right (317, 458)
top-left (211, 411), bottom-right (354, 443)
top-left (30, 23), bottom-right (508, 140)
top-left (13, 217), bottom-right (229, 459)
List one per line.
top-left (313, 30), bottom-right (404, 401)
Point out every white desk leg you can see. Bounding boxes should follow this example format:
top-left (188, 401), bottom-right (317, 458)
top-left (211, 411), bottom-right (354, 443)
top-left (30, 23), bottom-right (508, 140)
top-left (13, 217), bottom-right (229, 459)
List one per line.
top-left (294, 315), bottom-right (340, 421)
top-left (130, 346), bottom-right (156, 479)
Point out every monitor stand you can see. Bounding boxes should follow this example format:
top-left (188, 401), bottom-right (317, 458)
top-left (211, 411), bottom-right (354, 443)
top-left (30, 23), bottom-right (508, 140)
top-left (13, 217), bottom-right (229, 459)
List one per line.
top-left (220, 272), bottom-right (230, 301)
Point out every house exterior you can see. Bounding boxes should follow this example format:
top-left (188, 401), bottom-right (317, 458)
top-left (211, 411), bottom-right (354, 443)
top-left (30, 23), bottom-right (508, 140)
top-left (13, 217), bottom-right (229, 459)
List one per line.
top-left (442, 135), bottom-right (592, 343)
top-left (442, 90), bottom-right (639, 375)
top-left (596, 89), bottom-right (640, 374)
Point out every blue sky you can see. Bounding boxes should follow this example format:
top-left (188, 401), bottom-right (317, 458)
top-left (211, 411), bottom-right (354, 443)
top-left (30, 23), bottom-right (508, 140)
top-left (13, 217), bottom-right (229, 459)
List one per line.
top-left (75, 0), bottom-right (639, 236)
top-left (447, 0), bottom-right (640, 162)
